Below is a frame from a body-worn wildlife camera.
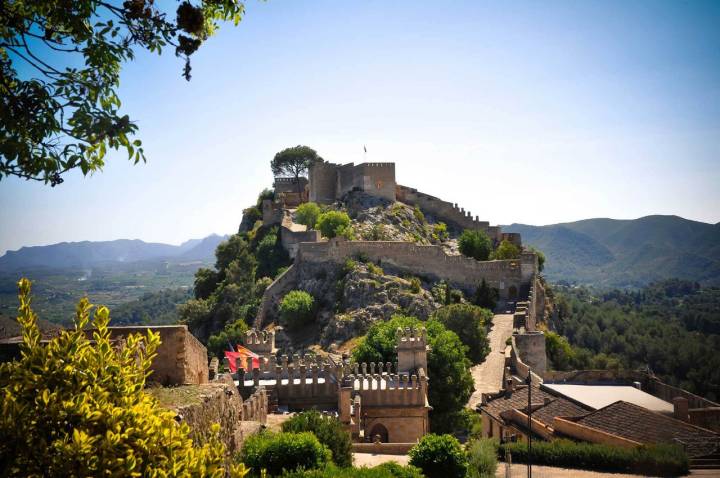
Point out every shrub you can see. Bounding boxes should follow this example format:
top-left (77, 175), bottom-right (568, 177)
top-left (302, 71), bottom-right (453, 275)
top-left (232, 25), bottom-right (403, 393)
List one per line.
top-left (491, 239), bottom-right (520, 260)
top-left (279, 290), bottom-right (315, 330)
top-left (466, 439), bottom-right (498, 478)
top-left (241, 431), bottom-right (331, 476)
top-left (341, 258), bottom-right (357, 276)
top-left (409, 277), bottom-right (422, 294)
top-left (368, 223), bottom-right (390, 241)
top-left (432, 222), bottom-right (449, 242)
top-left (528, 245), bottom-right (546, 272)
top-left (499, 440), bottom-right (689, 477)
top-left (413, 206), bottom-right (425, 223)
top-left (255, 227), bottom-right (291, 279)
top-left (458, 230), bottom-right (492, 261)
top-left (0, 279), bottom-right (248, 478)
top-left (281, 411), bottom-right (352, 467)
top-left (449, 288), bottom-right (464, 303)
top-left (473, 279), bottom-right (498, 310)
top-left (281, 462), bottom-right (423, 477)
top-left (296, 202), bottom-right (322, 228)
top-left (408, 434), bottom-right (468, 478)
top-left (432, 304), bottom-right (491, 364)
top-left (256, 187), bottom-right (275, 207)
top-left (316, 211), bottom-right (351, 238)
top-left (367, 262), bottom-right (384, 276)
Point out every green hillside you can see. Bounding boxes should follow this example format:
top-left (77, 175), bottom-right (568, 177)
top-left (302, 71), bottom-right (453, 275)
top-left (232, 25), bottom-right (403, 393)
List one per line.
top-left (505, 215), bottom-right (720, 287)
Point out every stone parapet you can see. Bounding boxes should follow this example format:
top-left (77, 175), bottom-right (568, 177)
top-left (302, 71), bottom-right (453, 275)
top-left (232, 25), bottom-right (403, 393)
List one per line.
top-left (297, 238), bottom-right (535, 299)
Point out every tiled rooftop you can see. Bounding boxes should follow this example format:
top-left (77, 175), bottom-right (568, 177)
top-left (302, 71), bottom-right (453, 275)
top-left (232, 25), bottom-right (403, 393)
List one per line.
top-left (576, 400), bottom-right (719, 445)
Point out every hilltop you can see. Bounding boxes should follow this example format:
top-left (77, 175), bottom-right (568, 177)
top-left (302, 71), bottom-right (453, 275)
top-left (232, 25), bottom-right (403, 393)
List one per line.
top-left (0, 234), bottom-right (228, 271)
top-left (505, 215), bottom-right (720, 287)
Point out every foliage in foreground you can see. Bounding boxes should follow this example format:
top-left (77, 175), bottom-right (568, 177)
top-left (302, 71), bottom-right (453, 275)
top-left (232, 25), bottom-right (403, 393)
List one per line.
top-left (240, 431), bottom-right (331, 476)
top-left (351, 314), bottom-right (474, 431)
top-left (499, 439), bottom-right (689, 477)
top-left (0, 279), bottom-right (246, 477)
top-left (281, 411), bottom-right (352, 467)
top-left (2, 0), bottom-right (245, 185)
top-left (408, 433), bottom-right (468, 478)
top-left (280, 462), bottom-right (423, 477)
top-left (466, 438), bottom-right (499, 478)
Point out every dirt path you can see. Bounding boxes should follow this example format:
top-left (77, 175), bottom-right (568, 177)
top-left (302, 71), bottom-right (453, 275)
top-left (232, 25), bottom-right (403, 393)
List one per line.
top-left (468, 311), bottom-right (515, 409)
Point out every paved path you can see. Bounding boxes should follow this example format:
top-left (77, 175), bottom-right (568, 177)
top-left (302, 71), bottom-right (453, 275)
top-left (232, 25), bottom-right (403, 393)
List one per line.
top-left (353, 453), bottom-right (409, 467)
top-left (468, 311), bottom-right (515, 409)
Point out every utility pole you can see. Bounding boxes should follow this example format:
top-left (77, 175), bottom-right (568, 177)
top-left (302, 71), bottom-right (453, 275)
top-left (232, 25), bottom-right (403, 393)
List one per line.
top-left (527, 370), bottom-right (533, 478)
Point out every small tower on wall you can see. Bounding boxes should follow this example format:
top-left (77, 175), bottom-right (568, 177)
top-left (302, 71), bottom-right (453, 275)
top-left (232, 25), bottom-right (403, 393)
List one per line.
top-left (244, 329), bottom-right (276, 356)
top-left (396, 327), bottom-right (429, 374)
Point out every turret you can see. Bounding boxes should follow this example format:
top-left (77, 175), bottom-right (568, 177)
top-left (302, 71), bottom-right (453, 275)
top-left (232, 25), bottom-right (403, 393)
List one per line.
top-left (396, 327), bottom-right (429, 374)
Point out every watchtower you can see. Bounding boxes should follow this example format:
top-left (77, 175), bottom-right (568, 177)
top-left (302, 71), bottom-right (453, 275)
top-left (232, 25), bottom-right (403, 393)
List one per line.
top-left (396, 327), bottom-right (428, 374)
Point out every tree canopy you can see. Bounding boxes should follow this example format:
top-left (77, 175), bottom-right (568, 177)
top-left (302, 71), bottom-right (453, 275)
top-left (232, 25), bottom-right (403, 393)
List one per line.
top-left (1, 0), bottom-right (245, 185)
top-left (352, 314), bottom-right (474, 431)
top-left (270, 145), bottom-right (321, 191)
top-left (458, 230), bottom-right (492, 261)
top-left (431, 304), bottom-right (491, 364)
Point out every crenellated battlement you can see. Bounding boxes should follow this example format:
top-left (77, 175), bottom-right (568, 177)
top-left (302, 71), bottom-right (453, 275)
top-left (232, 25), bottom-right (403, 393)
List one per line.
top-left (396, 326), bottom-right (427, 347)
top-left (244, 329), bottom-right (275, 355)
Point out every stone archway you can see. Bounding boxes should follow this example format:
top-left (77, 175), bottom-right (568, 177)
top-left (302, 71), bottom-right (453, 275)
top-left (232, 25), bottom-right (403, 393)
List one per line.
top-left (369, 423), bottom-right (389, 443)
top-left (508, 285), bottom-right (518, 300)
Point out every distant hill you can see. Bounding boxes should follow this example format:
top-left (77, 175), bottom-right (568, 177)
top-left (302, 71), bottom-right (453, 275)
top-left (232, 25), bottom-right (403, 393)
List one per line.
top-left (505, 215), bottom-right (720, 287)
top-left (0, 234), bottom-right (228, 272)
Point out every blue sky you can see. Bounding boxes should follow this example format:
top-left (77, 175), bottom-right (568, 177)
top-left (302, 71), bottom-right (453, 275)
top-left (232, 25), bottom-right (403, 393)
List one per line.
top-left (1, 0), bottom-right (719, 254)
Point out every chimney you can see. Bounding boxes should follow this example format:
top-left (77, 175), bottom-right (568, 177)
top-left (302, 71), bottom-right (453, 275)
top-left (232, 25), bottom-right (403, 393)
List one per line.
top-left (673, 397), bottom-right (689, 422)
top-left (506, 377), bottom-right (515, 393)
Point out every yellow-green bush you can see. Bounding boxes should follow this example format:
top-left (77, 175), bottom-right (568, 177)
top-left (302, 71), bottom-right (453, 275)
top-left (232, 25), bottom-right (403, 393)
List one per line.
top-left (0, 278), bottom-right (248, 478)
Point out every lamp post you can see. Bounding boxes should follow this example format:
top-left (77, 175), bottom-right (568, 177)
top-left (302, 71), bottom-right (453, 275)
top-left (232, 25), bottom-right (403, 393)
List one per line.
top-left (526, 370), bottom-right (532, 478)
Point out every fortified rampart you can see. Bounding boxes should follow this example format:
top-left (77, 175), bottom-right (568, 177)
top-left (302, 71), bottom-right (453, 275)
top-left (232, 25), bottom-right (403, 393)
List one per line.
top-left (309, 161), bottom-right (396, 204)
top-left (255, 264), bottom-right (297, 328)
top-left (296, 238), bottom-right (536, 297)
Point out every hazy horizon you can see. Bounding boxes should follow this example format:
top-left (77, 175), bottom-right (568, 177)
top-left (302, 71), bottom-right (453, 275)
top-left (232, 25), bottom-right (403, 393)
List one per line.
top-left (2, 0), bottom-right (719, 255)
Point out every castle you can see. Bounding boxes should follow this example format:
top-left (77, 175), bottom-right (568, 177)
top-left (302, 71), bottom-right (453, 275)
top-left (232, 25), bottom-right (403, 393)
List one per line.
top-left (233, 327), bottom-right (431, 445)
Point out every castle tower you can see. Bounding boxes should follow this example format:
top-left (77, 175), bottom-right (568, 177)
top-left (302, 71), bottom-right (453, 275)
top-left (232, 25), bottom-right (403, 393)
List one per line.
top-left (396, 327), bottom-right (428, 374)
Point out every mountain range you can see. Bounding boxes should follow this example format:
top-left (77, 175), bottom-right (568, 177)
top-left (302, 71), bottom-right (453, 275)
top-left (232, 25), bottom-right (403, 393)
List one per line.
top-left (0, 234), bottom-right (228, 272)
top-left (504, 215), bottom-right (720, 287)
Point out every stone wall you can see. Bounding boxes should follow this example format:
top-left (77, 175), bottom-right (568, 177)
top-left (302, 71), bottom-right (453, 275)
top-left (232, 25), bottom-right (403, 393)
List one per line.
top-left (280, 224), bottom-right (321, 259)
top-left (513, 331), bottom-right (547, 374)
top-left (297, 238), bottom-right (537, 298)
top-left (148, 374), bottom-right (246, 452)
top-left (255, 263), bottom-right (298, 328)
top-left (396, 185), bottom-right (503, 242)
top-left (309, 161), bottom-right (396, 204)
top-left (273, 177), bottom-right (308, 194)
top-left (106, 325), bottom-right (208, 386)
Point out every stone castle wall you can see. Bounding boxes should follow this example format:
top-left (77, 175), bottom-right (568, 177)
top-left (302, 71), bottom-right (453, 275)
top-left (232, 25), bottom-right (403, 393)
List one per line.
top-left (296, 238), bottom-right (537, 297)
top-left (255, 264), bottom-right (298, 328)
top-left (396, 185), bottom-right (500, 241)
top-left (309, 161), bottom-right (396, 204)
top-left (106, 325), bottom-right (208, 386)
